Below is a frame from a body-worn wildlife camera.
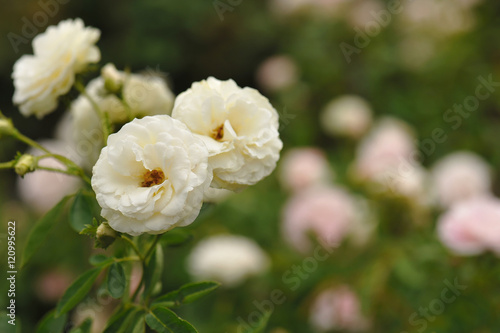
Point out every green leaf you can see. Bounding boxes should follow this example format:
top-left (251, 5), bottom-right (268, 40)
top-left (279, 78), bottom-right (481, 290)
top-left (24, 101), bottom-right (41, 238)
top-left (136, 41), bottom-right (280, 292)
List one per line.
top-left (21, 195), bottom-right (72, 268)
top-left (145, 307), bottom-right (198, 333)
top-left (89, 254), bottom-right (113, 267)
top-left (103, 306), bottom-right (141, 333)
top-left (152, 281), bottom-right (220, 308)
top-left (159, 229), bottom-right (193, 247)
top-left (107, 262), bottom-right (126, 298)
top-left (69, 318), bottom-right (92, 333)
top-left (143, 244), bottom-right (164, 299)
top-left (36, 309), bottom-right (67, 333)
top-left (248, 310), bottom-right (272, 333)
top-left (70, 191), bottom-right (95, 233)
top-left (56, 267), bottom-right (102, 317)
top-left (125, 311), bottom-right (146, 333)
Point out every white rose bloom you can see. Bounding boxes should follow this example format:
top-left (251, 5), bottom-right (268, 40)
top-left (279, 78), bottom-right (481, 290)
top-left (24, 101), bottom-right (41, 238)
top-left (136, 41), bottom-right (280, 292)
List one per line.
top-left (431, 151), bottom-right (492, 208)
top-left (203, 187), bottom-right (234, 203)
top-left (70, 64), bottom-right (175, 169)
top-left (187, 235), bottom-right (270, 287)
top-left (172, 77), bottom-right (283, 191)
top-left (320, 95), bottom-right (373, 139)
top-left (12, 18), bottom-right (100, 118)
top-left (91, 115), bottom-right (211, 236)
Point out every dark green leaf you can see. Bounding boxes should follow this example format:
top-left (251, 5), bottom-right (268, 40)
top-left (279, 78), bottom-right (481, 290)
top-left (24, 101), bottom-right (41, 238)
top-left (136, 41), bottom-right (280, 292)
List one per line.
top-left (159, 229), bottom-right (193, 247)
top-left (152, 281), bottom-right (220, 308)
top-left (143, 244), bottom-right (163, 299)
top-left (125, 311), bottom-right (146, 333)
top-left (36, 309), bottom-right (67, 333)
top-left (69, 318), bottom-right (92, 333)
top-left (107, 262), bottom-right (126, 298)
top-left (103, 306), bottom-right (140, 333)
top-left (70, 191), bottom-right (94, 233)
top-left (145, 307), bottom-right (197, 333)
top-left (56, 267), bottom-right (102, 317)
top-left (89, 254), bottom-right (113, 266)
top-left (21, 195), bottom-right (72, 268)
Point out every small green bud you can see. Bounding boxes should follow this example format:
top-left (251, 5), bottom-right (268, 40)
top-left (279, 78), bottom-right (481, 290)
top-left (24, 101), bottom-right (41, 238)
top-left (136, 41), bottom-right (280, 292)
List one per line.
top-left (14, 154), bottom-right (35, 177)
top-left (96, 222), bottom-right (117, 249)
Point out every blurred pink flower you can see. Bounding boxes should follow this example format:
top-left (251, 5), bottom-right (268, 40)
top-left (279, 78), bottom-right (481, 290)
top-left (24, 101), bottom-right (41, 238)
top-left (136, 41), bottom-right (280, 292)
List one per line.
top-left (16, 139), bottom-right (81, 214)
top-left (35, 269), bottom-right (73, 303)
top-left (256, 55), bottom-right (298, 92)
top-left (282, 186), bottom-right (355, 253)
top-left (279, 148), bottom-right (333, 192)
top-left (437, 197), bottom-right (500, 256)
top-left (346, 0), bottom-right (384, 28)
top-left (310, 285), bottom-right (370, 332)
top-left (431, 151), bottom-right (492, 208)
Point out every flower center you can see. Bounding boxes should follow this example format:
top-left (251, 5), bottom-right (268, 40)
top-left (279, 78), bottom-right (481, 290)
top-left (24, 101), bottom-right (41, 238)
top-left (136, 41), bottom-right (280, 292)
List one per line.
top-left (211, 124), bottom-right (224, 141)
top-left (140, 168), bottom-right (165, 187)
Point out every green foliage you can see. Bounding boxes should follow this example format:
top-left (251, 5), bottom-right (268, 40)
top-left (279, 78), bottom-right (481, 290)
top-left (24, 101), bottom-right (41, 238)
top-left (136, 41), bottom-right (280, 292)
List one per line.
top-left (107, 262), bottom-right (127, 298)
top-left (143, 243), bottom-right (164, 300)
top-left (36, 310), bottom-right (67, 333)
top-left (69, 190), bottom-right (96, 233)
top-left (145, 307), bottom-right (198, 333)
top-left (152, 281), bottom-right (220, 308)
top-left (69, 318), bottom-right (92, 333)
top-left (55, 267), bottom-right (103, 317)
top-left (21, 195), bottom-right (73, 268)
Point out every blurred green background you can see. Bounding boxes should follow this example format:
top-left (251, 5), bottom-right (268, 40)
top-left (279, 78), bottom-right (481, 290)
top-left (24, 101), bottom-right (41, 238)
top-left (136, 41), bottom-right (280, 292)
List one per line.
top-left (1, 0), bottom-right (500, 332)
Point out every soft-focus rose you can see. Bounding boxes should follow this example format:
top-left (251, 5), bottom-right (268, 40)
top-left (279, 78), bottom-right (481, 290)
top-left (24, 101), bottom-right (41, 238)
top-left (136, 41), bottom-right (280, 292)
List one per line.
top-left (91, 115), bottom-right (212, 236)
top-left (437, 197), bottom-right (500, 256)
top-left (12, 18), bottom-right (100, 118)
top-left (320, 95), bottom-right (373, 138)
top-left (282, 186), bottom-right (357, 253)
top-left (256, 55), bottom-right (298, 92)
top-left (351, 117), bottom-right (426, 198)
top-left (172, 77), bottom-right (282, 191)
top-left (310, 285), bottom-right (370, 332)
top-left (279, 147), bottom-right (333, 192)
top-left (269, 0), bottom-right (348, 17)
top-left (17, 140), bottom-right (81, 214)
top-left (187, 235), bottom-right (270, 287)
top-left (431, 151), bottom-right (492, 208)
top-left (70, 64), bottom-right (175, 169)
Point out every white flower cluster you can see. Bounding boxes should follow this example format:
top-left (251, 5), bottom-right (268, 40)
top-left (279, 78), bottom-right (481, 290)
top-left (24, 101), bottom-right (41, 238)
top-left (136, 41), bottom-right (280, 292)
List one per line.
top-left (11, 19), bottom-right (282, 236)
top-left (12, 19), bottom-right (100, 118)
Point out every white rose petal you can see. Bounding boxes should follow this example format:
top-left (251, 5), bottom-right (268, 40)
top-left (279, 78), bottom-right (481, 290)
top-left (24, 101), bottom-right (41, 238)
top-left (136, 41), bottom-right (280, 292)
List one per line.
top-left (91, 115), bottom-right (211, 236)
top-left (172, 77), bottom-right (283, 191)
top-left (12, 18), bottom-right (100, 118)
top-left (70, 64), bottom-right (175, 169)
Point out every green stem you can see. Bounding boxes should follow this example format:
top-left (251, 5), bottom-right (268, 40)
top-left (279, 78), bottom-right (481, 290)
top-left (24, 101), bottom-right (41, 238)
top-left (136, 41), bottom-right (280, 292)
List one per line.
top-left (121, 235), bottom-right (144, 261)
top-left (0, 160), bottom-right (15, 169)
top-left (35, 156), bottom-right (91, 186)
top-left (144, 235), bottom-right (161, 261)
top-left (74, 80), bottom-right (111, 142)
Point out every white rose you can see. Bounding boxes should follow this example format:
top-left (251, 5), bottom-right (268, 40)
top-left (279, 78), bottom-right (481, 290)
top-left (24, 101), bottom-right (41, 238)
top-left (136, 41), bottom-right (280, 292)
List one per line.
top-left (320, 95), bottom-right (373, 138)
top-left (187, 235), bottom-right (270, 287)
top-left (91, 115), bottom-right (211, 236)
top-left (172, 77), bottom-right (283, 191)
top-left (70, 64), bottom-right (175, 169)
top-left (12, 18), bottom-right (100, 118)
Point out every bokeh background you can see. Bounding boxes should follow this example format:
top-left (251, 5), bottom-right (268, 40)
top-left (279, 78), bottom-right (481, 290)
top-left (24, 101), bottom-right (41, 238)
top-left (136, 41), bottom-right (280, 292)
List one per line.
top-left (1, 0), bottom-right (500, 332)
